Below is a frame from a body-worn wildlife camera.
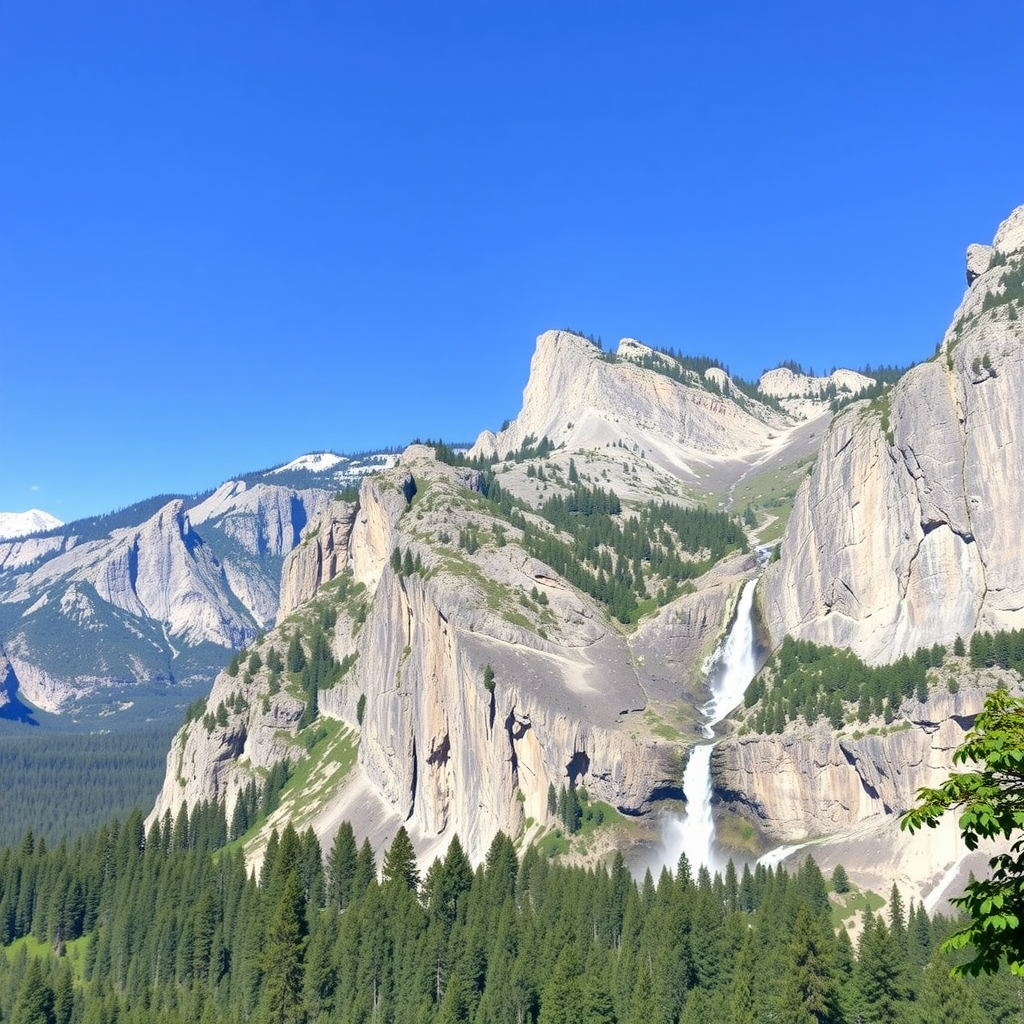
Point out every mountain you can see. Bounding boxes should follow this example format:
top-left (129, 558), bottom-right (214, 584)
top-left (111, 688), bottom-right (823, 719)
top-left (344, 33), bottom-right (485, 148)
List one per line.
top-left (0, 509), bottom-right (63, 539)
top-left (13, 207), bottom-right (1024, 909)
top-left (146, 326), bottom-right (926, 874)
top-left (0, 451), bottom-right (398, 720)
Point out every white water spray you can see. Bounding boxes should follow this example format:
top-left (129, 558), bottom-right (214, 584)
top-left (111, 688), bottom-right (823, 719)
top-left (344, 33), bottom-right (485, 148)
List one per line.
top-left (661, 578), bottom-right (759, 874)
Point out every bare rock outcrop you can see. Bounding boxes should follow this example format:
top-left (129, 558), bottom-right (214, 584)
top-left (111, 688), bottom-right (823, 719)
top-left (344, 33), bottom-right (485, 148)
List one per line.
top-left (470, 332), bottom-right (789, 480)
top-left (716, 686), bottom-right (985, 843)
top-left (757, 366), bottom-right (874, 399)
top-left (278, 500), bottom-right (358, 615)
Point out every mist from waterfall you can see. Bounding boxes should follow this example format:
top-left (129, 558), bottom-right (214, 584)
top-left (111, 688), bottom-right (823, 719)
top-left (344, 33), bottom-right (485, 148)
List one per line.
top-left (658, 577), bottom-right (758, 875)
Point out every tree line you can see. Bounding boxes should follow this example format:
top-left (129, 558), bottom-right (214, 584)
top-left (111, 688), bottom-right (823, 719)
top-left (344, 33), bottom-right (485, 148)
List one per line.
top-left (1, 802), bottom-right (1015, 1024)
top-left (742, 637), bottom-right (952, 734)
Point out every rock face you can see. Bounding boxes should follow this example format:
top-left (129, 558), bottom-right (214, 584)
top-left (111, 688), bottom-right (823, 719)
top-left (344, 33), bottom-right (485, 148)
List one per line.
top-left (757, 366), bottom-right (874, 399)
top-left (278, 500), bottom-right (358, 616)
top-left (713, 680), bottom-right (1005, 901)
top-left (716, 686), bottom-right (984, 843)
top-left (470, 332), bottom-right (791, 480)
top-left (151, 448), bottom-right (733, 865)
top-left (761, 207), bottom-right (1024, 663)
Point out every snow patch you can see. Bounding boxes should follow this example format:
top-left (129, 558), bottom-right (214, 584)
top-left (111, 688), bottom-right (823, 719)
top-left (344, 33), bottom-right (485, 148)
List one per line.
top-left (270, 452), bottom-right (345, 474)
top-left (0, 509), bottom-right (63, 539)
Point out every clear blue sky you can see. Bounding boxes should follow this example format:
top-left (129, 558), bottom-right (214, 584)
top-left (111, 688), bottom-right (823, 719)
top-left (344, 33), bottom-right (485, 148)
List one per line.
top-left (1, 2), bottom-right (1021, 523)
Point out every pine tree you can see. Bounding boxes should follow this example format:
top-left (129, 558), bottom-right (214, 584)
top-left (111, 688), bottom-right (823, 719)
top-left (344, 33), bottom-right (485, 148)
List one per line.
top-left (775, 903), bottom-right (844, 1023)
top-left (854, 912), bottom-right (910, 1023)
top-left (352, 838), bottom-right (376, 900)
top-left (260, 870), bottom-right (307, 1024)
top-left (382, 827), bottom-right (419, 892)
top-left (326, 822), bottom-right (357, 911)
top-left (10, 956), bottom-right (56, 1024)
top-left (286, 632), bottom-right (306, 674)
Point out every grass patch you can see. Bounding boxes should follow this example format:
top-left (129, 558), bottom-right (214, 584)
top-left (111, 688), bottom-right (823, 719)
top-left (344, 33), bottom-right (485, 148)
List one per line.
top-left (643, 709), bottom-right (682, 740)
top-left (536, 829), bottom-right (570, 859)
top-left (4, 933), bottom-right (52, 961)
top-left (755, 503), bottom-right (794, 544)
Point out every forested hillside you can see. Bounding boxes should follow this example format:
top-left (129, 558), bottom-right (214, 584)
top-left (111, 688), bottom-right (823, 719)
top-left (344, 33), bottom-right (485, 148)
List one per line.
top-left (0, 806), bottom-right (1016, 1024)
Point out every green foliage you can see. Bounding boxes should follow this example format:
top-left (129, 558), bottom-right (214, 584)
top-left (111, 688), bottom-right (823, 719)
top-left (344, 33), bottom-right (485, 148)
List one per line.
top-left (286, 631), bottom-right (306, 674)
top-left (381, 826), bottom-right (419, 891)
top-left (831, 864), bottom-right (851, 895)
top-left (968, 628), bottom-right (1024, 675)
top-left (744, 636), bottom-right (944, 733)
top-left (482, 472), bottom-right (745, 624)
top-left (903, 687), bottom-right (1024, 975)
top-left (981, 258), bottom-right (1024, 315)
top-left (0, 815), bottom-right (1012, 1023)
top-left (482, 664), bottom-right (495, 692)
top-left (356, 692), bottom-right (366, 726)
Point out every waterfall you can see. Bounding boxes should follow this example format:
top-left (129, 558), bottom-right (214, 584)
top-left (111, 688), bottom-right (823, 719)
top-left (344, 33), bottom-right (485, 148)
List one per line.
top-left (660, 577), bottom-right (759, 874)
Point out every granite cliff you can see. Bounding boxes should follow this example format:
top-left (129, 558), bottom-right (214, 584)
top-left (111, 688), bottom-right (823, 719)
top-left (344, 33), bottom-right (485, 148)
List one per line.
top-left (761, 206), bottom-right (1024, 663)
top-left (152, 448), bottom-right (739, 865)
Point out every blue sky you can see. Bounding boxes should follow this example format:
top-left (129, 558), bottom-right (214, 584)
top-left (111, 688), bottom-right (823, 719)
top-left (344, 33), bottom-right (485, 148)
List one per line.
top-left (1, 2), bottom-right (1021, 523)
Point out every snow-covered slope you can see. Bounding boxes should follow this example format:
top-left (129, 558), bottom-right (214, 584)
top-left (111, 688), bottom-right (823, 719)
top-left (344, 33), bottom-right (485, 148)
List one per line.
top-left (0, 510), bottom-right (63, 540)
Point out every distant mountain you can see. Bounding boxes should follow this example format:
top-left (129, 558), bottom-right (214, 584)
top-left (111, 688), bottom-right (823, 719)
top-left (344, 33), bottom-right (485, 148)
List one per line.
top-left (0, 509), bottom-right (63, 539)
top-left (0, 451), bottom-right (399, 722)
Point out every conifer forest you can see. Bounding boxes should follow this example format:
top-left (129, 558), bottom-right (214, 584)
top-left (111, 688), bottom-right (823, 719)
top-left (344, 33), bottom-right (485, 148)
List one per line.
top-left (1, 802), bottom-right (1020, 1024)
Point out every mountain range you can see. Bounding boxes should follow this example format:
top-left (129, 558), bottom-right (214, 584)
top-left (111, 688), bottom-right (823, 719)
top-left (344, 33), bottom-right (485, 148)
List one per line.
top-left (2, 206), bottom-right (1022, 908)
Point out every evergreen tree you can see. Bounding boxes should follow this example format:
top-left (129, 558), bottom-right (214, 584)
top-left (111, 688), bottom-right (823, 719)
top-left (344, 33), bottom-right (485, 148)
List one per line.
top-left (539, 945), bottom-right (583, 1024)
top-left (10, 957), bottom-right (56, 1024)
top-left (326, 822), bottom-right (358, 911)
top-left (352, 838), bottom-right (376, 900)
top-left (775, 903), bottom-right (845, 1023)
top-left (260, 870), bottom-right (307, 1024)
top-left (286, 632), bottom-right (306, 674)
top-left (854, 912), bottom-right (910, 1023)
top-left (382, 827), bottom-right (419, 892)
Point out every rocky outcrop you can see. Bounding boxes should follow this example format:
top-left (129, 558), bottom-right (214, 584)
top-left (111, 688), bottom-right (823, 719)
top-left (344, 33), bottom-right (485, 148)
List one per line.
top-left (278, 500), bottom-right (358, 616)
top-left (470, 332), bottom-right (791, 479)
top-left (715, 686), bottom-right (985, 843)
top-left (757, 366), bottom-right (875, 400)
top-left (713, 680), bottom-right (1013, 902)
top-left (0, 535), bottom-right (69, 573)
top-left (761, 207), bottom-right (1024, 662)
top-left (966, 243), bottom-right (993, 285)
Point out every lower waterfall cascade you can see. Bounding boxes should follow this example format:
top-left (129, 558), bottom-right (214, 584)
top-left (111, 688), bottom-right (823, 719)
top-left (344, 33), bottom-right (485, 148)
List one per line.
top-left (660, 577), bottom-right (759, 874)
